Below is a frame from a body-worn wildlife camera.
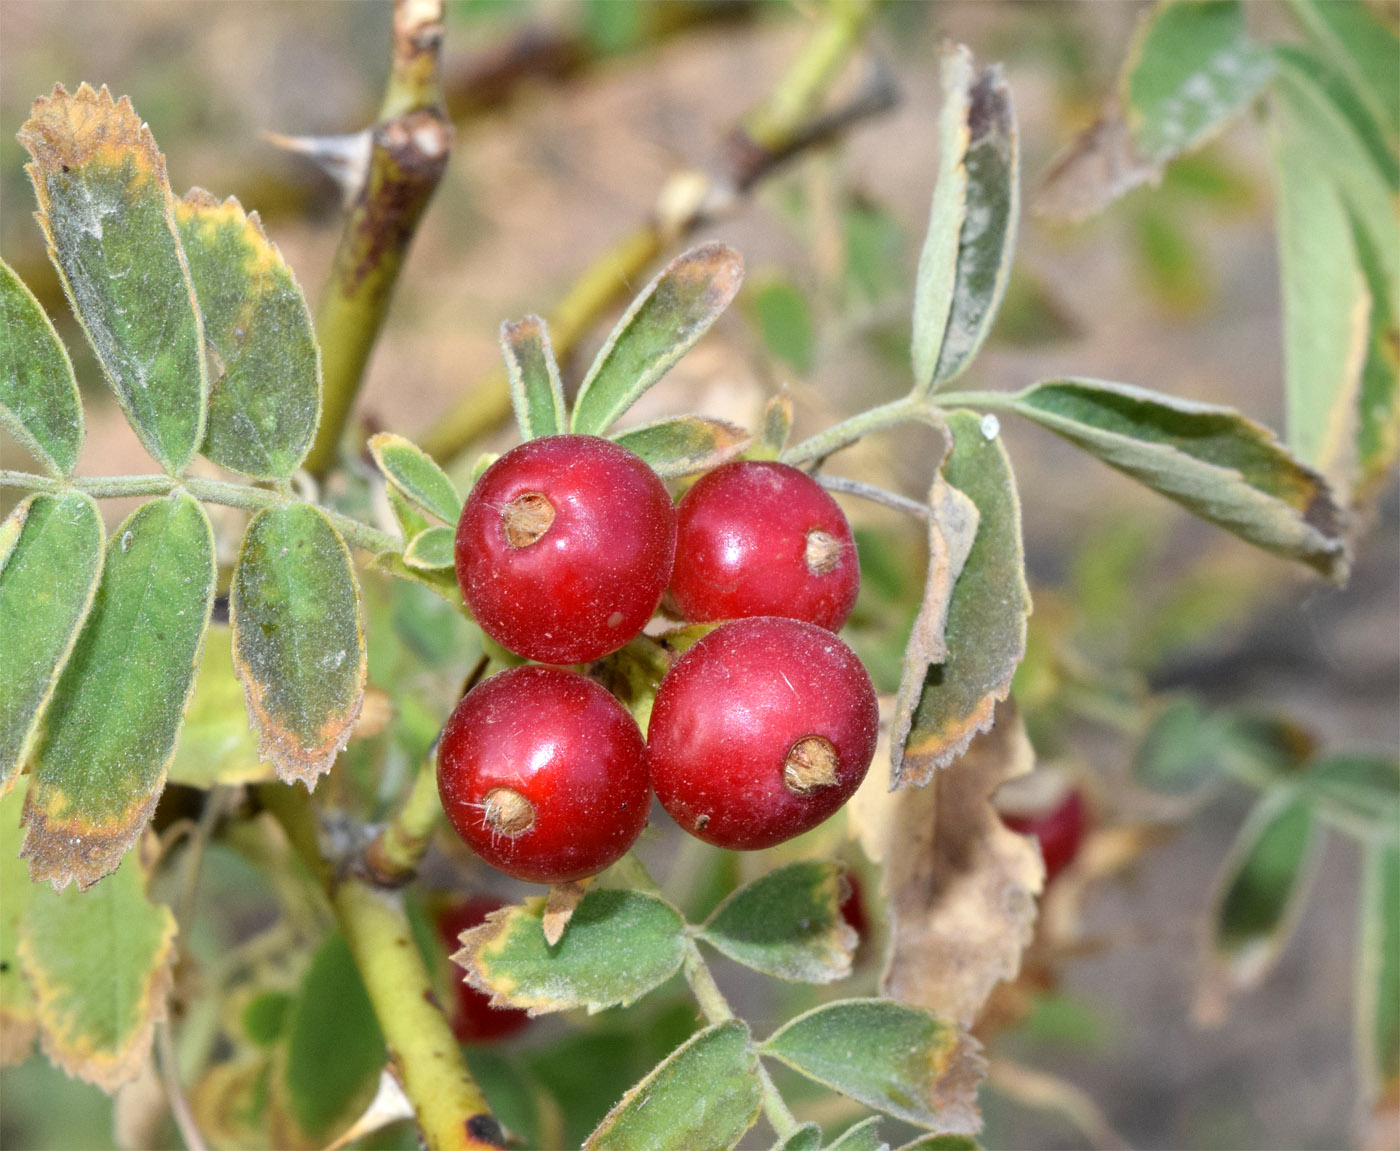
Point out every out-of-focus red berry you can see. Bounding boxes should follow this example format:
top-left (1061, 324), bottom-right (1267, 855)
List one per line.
top-left (437, 897), bottom-right (531, 1043)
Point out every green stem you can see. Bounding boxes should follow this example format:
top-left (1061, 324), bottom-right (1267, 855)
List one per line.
top-left (780, 395), bottom-right (933, 466)
top-left (930, 388), bottom-right (1020, 412)
top-left (259, 783), bottom-right (503, 1151)
top-left (682, 939), bottom-right (800, 1141)
top-left (0, 469), bottom-right (400, 555)
top-left (303, 0), bottom-right (452, 478)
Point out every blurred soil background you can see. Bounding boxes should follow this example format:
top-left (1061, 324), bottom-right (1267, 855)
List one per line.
top-left (1, 2), bottom-right (1396, 1149)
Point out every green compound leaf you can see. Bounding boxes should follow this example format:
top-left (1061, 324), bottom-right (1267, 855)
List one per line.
top-left (1126, 0), bottom-right (1273, 164)
top-left (826, 1117), bottom-right (887, 1151)
top-left (175, 189), bottom-right (320, 479)
top-left (368, 432), bottom-right (462, 527)
top-left (698, 861), bottom-right (857, 983)
top-left (1009, 379), bottom-right (1349, 582)
top-left (0, 257), bottom-right (81, 477)
top-left (18, 846), bottom-right (176, 1092)
top-left (166, 626), bottom-right (276, 788)
top-left (1, 778), bottom-right (37, 1067)
top-left (584, 1020), bottom-right (761, 1151)
top-left (773, 1123), bottom-right (823, 1151)
top-left (1356, 842), bottom-right (1400, 1115)
top-left (402, 525), bottom-right (456, 571)
top-left (611, 415), bottom-right (751, 479)
top-left (280, 931), bottom-right (384, 1142)
top-left (892, 410), bottom-right (1028, 788)
top-left (1204, 788), bottom-right (1321, 997)
top-left (0, 492), bottom-right (103, 795)
top-left (455, 888), bottom-right (686, 1016)
top-left (571, 243), bottom-right (744, 436)
top-left (22, 494), bottom-right (214, 890)
top-left (760, 999), bottom-right (984, 1134)
top-left (231, 504), bottom-right (366, 788)
top-left (912, 44), bottom-right (1019, 395)
top-left (1285, 0), bottom-right (1400, 145)
top-left (1301, 752), bottom-right (1400, 844)
top-left (19, 84), bottom-right (205, 475)
top-left (1131, 697), bottom-right (1234, 802)
top-left (502, 315), bottom-right (567, 441)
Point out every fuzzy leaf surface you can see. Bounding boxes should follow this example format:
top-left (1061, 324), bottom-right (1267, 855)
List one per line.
top-left (0, 492), bottom-right (103, 794)
top-left (18, 847), bottom-right (176, 1091)
top-left (402, 525), bottom-right (455, 571)
top-left (912, 46), bottom-right (1019, 394)
top-left (871, 703), bottom-right (1042, 1029)
top-left (456, 888), bottom-right (686, 1015)
top-left (502, 315), bottom-right (567, 440)
top-left (368, 433), bottom-right (462, 526)
top-left (18, 84), bottom-right (205, 473)
top-left (773, 1123), bottom-right (823, 1151)
top-left (166, 626), bottom-right (275, 788)
top-left (698, 861), bottom-right (857, 983)
top-left (23, 494), bottom-right (214, 890)
top-left (893, 410), bottom-right (1028, 786)
top-left (0, 779), bottom-right (37, 1066)
top-left (1010, 379), bottom-right (1349, 580)
top-left (280, 931), bottom-right (384, 1142)
top-left (1357, 842), bottom-right (1400, 1114)
top-left (826, 1117), bottom-right (887, 1151)
top-left (760, 999), bottom-right (984, 1134)
top-left (0, 257), bottom-right (81, 476)
top-left (611, 415), bottom-right (751, 478)
top-left (1203, 788), bottom-right (1320, 999)
top-left (571, 243), bottom-right (744, 436)
top-left (175, 190), bottom-right (320, 478)
top-left (585, 1020), bottom-right (760, 1151)
top-left (231, 504), bottom-right (366, 787)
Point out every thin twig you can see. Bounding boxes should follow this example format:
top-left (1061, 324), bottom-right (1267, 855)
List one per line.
top-left (816, 473), bottom-right (932, 521)
top-left (156, 1021), bottom-right (209, 1151)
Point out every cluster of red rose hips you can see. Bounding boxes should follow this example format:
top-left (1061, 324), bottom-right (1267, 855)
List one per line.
top-left (436, 434), bottom-right (879, 884)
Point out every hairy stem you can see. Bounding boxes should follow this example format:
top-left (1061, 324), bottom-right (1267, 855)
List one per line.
top-left (303, 0), bottom-right (452, 478)
top-left (259, 783), bottom-right (503, 1151)
top-left (780, 395), bottom-right (940, 467)
top-left (0, 469), bottom-right (400, 556)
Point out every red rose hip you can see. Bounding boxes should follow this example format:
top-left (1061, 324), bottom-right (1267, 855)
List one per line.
top-left (455, 435), bottom-right (676, 664)
top-left (437, 665), bottom-right (650, 883)
top-left (1000, 786), bottom-right (1089, 885)
top-left (669, 460), bottom-right (859, 631)
top-left (647, 617), bottom-right (878, 850)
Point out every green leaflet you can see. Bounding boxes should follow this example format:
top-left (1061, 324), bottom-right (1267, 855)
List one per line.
top-left (1, 778), bottom-right (37, 1067)
top-left (1284, 0), bottom-right (1400, 145)
top-left (772, 1123), bottom-right (823, 1151)
top-left (18, 846), bottom-right (177, 1091)
top-left (826, 1117), bottom-right (887, 1151)
top-left (892, 410), bottom-right (1029, 788)
top-left (0, 257), bottom-right (82, 477)
top-left (698, 861), bottom-right (857, 983)
top-left (166, 626), bottom-right (276, 788)
top-left (760, 999), bottom-right (982, 1134)
top-left (1009, 379), bottom-right (1348, 581)
top-left (749, 276), bottom-right (815, 376)
top-left (911, 46), bottom-right (1019, 394)
top-left (501, 315), bottom-right (567, 441)
top-left (402, 525), bottom-right (456, 571)
top-left (1301, 753), bottom-right (1400, 844)
top-left (611, 415), bottom-right (751, 479)
top-left (18, 84), bottom-right (205, 475)
top-left (280, 931), bottom-right (384, 1141)
top-left (1126, 0), bottom-right (1274, 163)
top-left (368, 432), bottom-right (463, 526)
top-left (1356, 843), bottom-right (1400, 1111)
top-left (22, 494), bottom-right (214, 891)
top-left (175, 189), bottom-right (321, 479)
top-left (230, 504), bottom-right (366, 788)
top-left (457, 888), bottom-right (686, 1016)
top-left (585, 1021), bottom-right (761, 1151)
top-left (571, 243), bottom-right (744, 436)
top-left (1206, 789), bottom-right (1320, 993)
top-left (1131, 697), bottom-right (1232, 801)
top-left (0, 492), bottom-right (103, 794)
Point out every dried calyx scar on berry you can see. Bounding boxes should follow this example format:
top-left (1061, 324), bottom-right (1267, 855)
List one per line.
top-left (647, 616), bottom-right (879, 850)
top-left (454, 434), bottom-right (676, 665)
top-left (436, 665), bottom-right (651, 883)
top-left (669, 460), bottom-right (860, 632)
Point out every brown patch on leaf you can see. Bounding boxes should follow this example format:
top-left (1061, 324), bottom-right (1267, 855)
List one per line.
top-left (19, 789), bottom-right (161, 892)
top-left (19, 83), bottom-right (166, 194)
top-left (0, 1008), bottom-right (38, 1067)
top-left (238, 663), bottom-right (364, 791)
top-left (879, 701), bottom-right (1044, 1027)
top-left (663, 242), bottom-right (745, 330)
top-left (543, 878), bottom-right (592, 946)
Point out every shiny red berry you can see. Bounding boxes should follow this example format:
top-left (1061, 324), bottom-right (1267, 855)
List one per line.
top-left (647, 617), bottom-right (878, 850)
top-left (437, 898), bottom-right (531, 1043)
top-left (669, 460), bottom-right (859, 631)
top-left (454, 435), bottom-right (677, 664)
top-left (437, 666), bottom-right (651, 883)
top-left (1000, 787), bottom-right (1088, 884)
